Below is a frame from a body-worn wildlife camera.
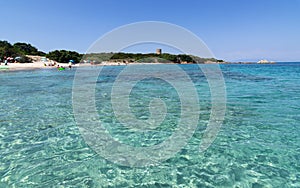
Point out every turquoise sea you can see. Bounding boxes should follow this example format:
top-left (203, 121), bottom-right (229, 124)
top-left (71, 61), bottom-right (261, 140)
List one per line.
top-left (0, 63), bottom-right (300, 187)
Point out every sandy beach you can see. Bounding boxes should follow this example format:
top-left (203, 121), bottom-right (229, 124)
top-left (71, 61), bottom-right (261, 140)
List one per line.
top-left (0, 61), bottom-right (172, 72)
top-left (0, 62), bottom-right (71, 71)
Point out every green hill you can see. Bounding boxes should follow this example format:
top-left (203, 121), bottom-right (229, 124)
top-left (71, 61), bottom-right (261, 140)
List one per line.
top-left (0, 40), bottom-right (224, 64)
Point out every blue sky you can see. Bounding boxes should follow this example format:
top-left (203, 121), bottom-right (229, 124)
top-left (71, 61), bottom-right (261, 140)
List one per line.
top-left (1, 0), bottom-right (299, 61)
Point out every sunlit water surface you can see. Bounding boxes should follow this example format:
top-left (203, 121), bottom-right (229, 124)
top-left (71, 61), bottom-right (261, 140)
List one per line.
top-left (0, 63), bottom-right (299, 187)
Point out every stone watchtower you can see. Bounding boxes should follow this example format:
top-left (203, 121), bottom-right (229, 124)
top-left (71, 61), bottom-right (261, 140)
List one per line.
top-left (156, 49), bottom-right (162, 55)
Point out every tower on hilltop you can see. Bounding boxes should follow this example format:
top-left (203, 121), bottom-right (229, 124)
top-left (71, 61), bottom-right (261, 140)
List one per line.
top-left (156, 49), bottom-right (162, 55)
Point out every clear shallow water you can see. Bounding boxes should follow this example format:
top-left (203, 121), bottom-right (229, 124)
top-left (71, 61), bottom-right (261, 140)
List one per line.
top-left (0, 63), bottom-right (300, 187)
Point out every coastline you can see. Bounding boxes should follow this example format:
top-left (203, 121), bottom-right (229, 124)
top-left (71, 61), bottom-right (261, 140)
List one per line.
top-left (0, 61), bottom-right (173, 72)
top-left (0, 61), bottom-right (78, 72)
top-left (0, 61), bottom-right (278, 72)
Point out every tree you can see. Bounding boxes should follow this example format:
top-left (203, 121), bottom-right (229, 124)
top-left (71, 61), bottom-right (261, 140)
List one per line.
top-left (160, 53), bottom-right (178, 63)
top-left (0, 40), bottom-right (17, 58)
top-left (13, 42), bottom-right (45, 56)
top-left (46, 50), bottom-right (82, 63)
top-left (177, 54), bottom-right (194, 63)
top-left (0, 41), bottom-right (45, 63)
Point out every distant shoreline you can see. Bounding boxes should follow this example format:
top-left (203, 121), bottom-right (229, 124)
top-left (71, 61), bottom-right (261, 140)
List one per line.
top-left (0, 61), bottom-right (281, 72)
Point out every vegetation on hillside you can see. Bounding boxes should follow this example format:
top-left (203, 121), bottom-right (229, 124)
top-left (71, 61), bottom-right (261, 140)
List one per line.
top-left (1, 40), bottom-right (224, 64)
top-left (46, 50), bottom-right (82, 63)
top-left (13, 42), bottom-right (45, 56)
top-left (0, 41), bottom-right (82, 63)
top-left (83, 52), bottom-right (223, 64)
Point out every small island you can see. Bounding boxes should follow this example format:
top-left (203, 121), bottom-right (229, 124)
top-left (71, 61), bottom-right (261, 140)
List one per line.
top-left (257, 59), bottom-right (276, 64)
